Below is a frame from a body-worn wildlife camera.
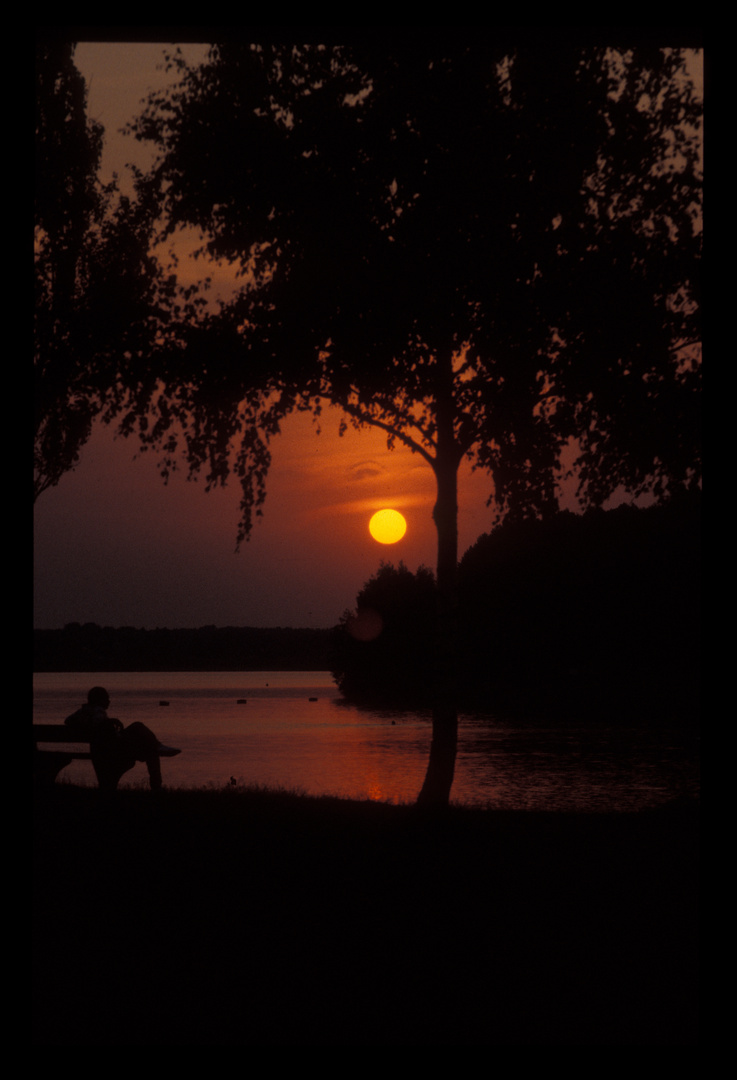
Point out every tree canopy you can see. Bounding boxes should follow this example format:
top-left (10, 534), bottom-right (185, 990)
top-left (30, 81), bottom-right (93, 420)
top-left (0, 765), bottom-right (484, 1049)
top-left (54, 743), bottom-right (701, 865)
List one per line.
top-left (125, 39), bottom-right (701, 542)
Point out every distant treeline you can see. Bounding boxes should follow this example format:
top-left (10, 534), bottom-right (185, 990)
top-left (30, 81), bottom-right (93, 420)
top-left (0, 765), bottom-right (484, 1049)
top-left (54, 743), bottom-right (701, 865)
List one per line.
top-left (331, 492), bottom-right (701, 722)
top-left (34, 624), bottom-right (334, 673)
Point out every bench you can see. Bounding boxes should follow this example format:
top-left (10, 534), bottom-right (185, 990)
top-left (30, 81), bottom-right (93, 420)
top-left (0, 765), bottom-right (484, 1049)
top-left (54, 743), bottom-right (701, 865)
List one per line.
top-left (34, 724), bottom-right (180, 789)
top-left (33, 724), bottom-right (94, 785)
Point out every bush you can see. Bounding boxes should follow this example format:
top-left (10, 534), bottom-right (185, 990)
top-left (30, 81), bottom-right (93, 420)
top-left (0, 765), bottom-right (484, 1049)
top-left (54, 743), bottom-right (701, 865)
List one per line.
top-left (330, 562), bottom-right (437, 707)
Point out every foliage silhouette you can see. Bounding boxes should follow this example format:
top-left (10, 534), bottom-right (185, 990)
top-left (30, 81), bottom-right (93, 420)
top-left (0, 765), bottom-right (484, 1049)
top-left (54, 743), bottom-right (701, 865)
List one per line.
top-left (34, 43), bottom-right (176, 499)
top-left (331, 562), bottom-right (437, 708)
top-left (37, 38), bottom-right (701, 803)
top-left (456, 493), bottom-right (701, 719)
top-left (127, 41), bottom-right (701, 528)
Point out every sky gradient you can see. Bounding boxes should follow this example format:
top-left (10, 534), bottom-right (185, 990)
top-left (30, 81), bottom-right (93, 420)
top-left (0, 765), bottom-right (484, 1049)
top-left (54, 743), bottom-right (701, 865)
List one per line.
top-left (34, 399), bottom-right (503, 628)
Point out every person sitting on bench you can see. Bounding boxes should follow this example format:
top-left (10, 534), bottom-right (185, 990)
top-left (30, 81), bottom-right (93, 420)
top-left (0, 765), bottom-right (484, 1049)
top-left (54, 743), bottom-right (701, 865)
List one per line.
top-left (65, 686), bottom-right (180, 791)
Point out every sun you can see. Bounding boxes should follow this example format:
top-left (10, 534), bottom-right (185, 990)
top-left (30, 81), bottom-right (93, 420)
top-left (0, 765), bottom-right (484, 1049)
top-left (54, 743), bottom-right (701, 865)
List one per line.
top-left (369, 508), bottom-right (407, 544)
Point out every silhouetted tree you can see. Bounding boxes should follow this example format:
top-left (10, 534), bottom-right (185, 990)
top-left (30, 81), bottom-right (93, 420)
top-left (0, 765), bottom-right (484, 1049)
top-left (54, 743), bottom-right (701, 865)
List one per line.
top-left (40, 37), bottom-right (702, 804)
top-left (34, 42), bottom-right (177, 499)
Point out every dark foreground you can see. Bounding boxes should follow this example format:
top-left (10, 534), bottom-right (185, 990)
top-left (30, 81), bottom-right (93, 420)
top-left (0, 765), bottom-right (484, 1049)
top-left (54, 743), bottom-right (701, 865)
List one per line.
top-left (33, 784), bottom-right (698, 1045)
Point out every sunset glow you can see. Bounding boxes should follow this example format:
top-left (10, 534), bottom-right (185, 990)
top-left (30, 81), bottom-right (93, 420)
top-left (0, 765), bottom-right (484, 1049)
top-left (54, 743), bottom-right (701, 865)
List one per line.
top-left (369, 509), bottom-right (407, 545)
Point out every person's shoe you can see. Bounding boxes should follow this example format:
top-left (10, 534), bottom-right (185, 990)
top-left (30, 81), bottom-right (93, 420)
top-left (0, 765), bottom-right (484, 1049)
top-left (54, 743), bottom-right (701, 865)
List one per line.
top-left (157, 743), bottom-right (181, 757)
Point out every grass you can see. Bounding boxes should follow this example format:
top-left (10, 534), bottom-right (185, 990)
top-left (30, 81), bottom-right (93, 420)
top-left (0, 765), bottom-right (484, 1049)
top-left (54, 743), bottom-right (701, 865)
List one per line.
top-left (33, 782), bottom-right (698, 1046)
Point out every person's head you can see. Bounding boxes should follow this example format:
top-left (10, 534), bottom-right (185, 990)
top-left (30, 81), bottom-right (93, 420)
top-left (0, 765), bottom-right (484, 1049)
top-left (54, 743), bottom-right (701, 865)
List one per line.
top-left (87, 686), bottom-right (110, 709)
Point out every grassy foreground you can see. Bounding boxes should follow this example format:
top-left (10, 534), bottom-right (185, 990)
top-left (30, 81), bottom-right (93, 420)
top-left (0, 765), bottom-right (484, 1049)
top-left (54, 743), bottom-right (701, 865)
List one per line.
top-left (33, 783), bottom-right (698, 1045)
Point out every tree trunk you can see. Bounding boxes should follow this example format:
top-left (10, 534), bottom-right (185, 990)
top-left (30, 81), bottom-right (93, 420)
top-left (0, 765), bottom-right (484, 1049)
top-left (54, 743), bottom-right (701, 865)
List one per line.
top-left (416, 355), bottom-right (461, 808)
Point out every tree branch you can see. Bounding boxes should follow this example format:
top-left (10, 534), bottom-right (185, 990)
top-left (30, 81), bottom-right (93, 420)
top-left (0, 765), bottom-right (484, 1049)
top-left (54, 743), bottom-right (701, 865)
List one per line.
top-left (331, 395), bottom-right (438, 469)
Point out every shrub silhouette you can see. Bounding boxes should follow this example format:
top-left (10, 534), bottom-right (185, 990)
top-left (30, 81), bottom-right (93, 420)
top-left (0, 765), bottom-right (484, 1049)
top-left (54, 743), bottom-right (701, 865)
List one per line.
top-left (331, 563), bottom-right (437, 708)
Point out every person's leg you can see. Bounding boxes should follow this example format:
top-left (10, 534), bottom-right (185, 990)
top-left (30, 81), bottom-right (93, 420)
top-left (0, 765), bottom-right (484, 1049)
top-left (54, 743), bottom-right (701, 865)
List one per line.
top-left (121, 722), bottom-right (159, 758)
top-left (121, 723), bottom-right (163, 790)
top-left (91, 748), bottom-right (136, 790)
top-left (146, 752), bottom-right (163, 790)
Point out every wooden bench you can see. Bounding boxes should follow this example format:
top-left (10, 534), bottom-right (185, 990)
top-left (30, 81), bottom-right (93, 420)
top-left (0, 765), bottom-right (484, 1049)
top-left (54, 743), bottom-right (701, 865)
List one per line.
top-left (33, 724), bottom-right (94, 784)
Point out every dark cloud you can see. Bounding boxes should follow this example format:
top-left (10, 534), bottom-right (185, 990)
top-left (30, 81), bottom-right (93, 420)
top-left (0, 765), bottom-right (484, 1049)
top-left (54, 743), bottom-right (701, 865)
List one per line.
top-left (349, 460), bottom-right (385, 482)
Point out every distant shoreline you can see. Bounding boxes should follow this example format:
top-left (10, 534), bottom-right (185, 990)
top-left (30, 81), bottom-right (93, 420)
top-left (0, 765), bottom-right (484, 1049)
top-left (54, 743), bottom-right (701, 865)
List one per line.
top-left (33, 624), bottom-right (334, 673)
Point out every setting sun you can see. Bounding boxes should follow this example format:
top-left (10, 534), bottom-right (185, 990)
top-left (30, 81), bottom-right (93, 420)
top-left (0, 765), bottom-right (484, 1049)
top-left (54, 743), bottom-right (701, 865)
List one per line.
top-left (369, 508), bottom-right (407, 544)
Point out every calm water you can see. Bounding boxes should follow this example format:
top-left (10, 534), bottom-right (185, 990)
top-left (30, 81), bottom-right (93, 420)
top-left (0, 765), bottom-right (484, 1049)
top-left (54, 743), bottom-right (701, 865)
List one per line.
top-left (33, 671), bottom-right (699, 811)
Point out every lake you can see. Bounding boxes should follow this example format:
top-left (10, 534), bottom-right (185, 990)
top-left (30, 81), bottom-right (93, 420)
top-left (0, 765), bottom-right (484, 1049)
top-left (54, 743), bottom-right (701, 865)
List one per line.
top-left (33, 670), bottom-right (699, 811)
